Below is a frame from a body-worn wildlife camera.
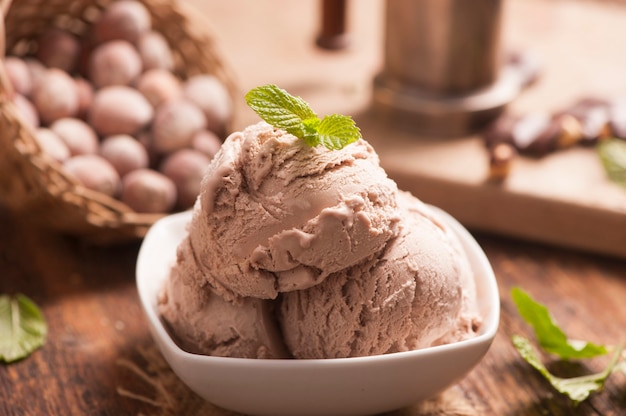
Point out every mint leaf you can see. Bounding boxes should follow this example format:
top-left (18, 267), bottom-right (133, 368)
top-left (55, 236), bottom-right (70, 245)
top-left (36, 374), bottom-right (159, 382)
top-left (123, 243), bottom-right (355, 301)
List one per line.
top-left (245, 84), bottom-right (317, 139)
top-left (597, 138), bottom-right (626, 188)
top-left (0, 294), bottom-right (47, 363)
top-left (245, 84), bottom-right (361, 150)
top-left (317, 114), bottom-right (361, 150)
top-left (513, 336), bottom-right (622, 405)
top-left (511, 287), bottom-right (607, 359)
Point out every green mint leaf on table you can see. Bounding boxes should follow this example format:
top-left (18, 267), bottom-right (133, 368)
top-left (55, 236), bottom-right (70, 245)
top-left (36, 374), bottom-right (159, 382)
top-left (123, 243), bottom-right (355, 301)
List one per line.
top-left (245, 84), bottom-right (361, 150)
top-left (597, 138), bottom-right (626, 188)
top-left (512, 336), bottom-right (623, 405)
top-left (511, 287), bottom-right (607, 359)
top-left (0, 294), bottom-right (47, 363)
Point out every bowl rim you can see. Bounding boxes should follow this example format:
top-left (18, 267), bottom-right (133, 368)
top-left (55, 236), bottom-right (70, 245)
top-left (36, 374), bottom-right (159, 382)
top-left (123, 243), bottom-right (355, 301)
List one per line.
top-left (136, 205), bottom-right (500, 367)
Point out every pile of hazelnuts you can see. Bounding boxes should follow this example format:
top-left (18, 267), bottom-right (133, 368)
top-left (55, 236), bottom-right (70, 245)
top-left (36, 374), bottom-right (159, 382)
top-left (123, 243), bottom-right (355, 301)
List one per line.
top-left (3, 0), bottom-right (232, 213)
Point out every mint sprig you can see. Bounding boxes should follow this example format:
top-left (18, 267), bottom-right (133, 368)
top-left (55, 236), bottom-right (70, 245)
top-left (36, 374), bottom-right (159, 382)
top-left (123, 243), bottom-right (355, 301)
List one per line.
top-left (511, 288), bottom-right (625, 405)
top-left (245, 84), bottom-right (361, 150)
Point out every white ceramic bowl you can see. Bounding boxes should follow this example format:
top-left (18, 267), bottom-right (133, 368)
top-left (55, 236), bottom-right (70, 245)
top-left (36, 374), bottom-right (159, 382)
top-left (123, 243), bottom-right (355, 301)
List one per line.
top-left (136, 206), bottom-right (499, 416)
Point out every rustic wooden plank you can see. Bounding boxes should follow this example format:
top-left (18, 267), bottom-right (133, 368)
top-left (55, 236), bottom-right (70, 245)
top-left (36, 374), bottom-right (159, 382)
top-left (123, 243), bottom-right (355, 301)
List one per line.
top-left (2, 206), bottom-right (625, 415)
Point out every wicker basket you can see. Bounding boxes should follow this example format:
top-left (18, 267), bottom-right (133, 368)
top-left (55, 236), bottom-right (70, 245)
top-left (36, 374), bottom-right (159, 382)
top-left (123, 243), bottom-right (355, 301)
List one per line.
top-left (0, 0), bottom-right (238, 244)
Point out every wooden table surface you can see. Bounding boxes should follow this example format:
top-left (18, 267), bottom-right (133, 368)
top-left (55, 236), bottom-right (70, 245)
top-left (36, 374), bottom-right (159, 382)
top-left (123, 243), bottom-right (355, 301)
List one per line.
top-left (2, 0), bottom-right (626, 415)
top-left (1, 205), bottom-right (626, 416)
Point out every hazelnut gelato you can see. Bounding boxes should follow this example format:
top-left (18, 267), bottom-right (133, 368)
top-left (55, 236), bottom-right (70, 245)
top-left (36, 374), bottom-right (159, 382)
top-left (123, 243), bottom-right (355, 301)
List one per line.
top-left (158, 121), bottom-right (481, 359)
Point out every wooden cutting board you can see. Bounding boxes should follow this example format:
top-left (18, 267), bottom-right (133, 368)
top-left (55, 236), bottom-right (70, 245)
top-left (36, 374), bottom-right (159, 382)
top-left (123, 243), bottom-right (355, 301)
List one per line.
top-left (190, 0), bottom-right (626, 259)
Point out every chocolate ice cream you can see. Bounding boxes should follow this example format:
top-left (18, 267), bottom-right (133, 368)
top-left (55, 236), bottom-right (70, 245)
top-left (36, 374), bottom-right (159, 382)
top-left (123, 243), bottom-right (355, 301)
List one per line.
top-left (279, 192), bottom-right (480, 358)
top-left (158, 121), bottom-right (481, 359)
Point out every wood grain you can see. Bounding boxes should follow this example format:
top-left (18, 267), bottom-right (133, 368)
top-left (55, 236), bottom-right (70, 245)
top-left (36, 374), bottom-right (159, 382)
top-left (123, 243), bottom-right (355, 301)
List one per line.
top-left (1, 200), bottom-right (626, 415)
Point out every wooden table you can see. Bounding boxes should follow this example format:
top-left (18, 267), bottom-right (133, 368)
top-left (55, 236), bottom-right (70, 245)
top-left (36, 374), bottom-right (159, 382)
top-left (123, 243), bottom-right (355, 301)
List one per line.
top-left (1, 205), bottom-right (625, 416)
top-left (2, 0), bottom-right (626, 415)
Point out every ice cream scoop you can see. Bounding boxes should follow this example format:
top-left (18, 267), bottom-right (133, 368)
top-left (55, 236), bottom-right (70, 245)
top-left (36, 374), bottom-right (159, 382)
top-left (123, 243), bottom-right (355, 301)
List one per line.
top-left (158, 238), bottom-right (289, 359)
top-left (279, 192), bottom-right (481, 359)
top-left (174, 121), bottom-right (401, 301)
